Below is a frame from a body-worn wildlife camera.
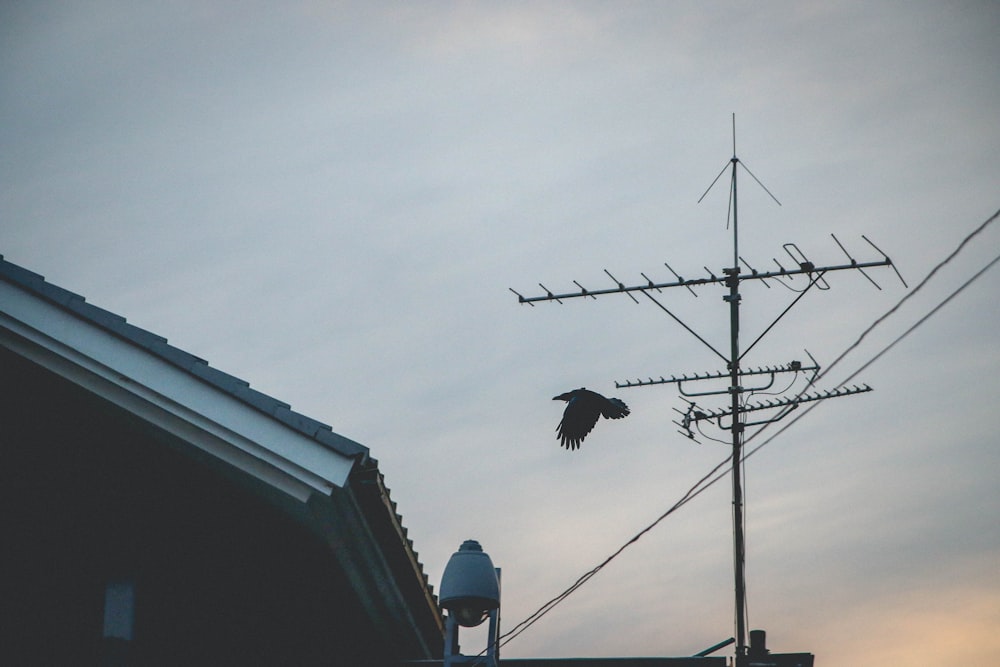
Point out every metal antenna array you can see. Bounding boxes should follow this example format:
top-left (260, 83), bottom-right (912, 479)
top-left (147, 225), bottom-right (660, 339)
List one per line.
top-left (510, 116), bottom-right (906, 664)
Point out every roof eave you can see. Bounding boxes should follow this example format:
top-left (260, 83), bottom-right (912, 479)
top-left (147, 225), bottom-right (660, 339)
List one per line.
top-left (0, 275), bottom-right (357, 499)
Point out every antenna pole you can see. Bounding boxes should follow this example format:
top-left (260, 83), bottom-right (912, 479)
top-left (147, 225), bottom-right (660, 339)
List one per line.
top-left (726, 142), bottom-right (748, 661)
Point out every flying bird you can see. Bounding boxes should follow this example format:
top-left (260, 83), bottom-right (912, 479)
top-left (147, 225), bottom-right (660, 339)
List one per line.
top-left (553, 387), bottom-right (630, 450)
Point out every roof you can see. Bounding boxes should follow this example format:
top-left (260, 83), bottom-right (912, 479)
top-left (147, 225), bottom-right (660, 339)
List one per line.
top-left (0, 254), bottom-right (443, 655)
top-left (0, 255), bottom-right (369, 462)
top-left (403, 659), bottom-right (725, 666)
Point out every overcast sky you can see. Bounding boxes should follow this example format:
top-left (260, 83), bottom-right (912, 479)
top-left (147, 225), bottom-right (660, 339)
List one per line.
top-left (3, 2), bottom-right (999, 664)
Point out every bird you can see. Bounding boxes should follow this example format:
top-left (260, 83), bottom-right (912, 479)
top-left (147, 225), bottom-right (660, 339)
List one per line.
top-left (552, 387), bottom-right (630, 450)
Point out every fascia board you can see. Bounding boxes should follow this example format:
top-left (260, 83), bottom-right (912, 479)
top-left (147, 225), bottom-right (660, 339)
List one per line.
top-left (0, 282), bottom-right (354, 498)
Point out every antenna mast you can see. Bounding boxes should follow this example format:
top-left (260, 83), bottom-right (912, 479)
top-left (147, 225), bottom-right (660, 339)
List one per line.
top-left (725, 116), bottom-right (748, 660)
top-left (511, 116), bottom-right (905, 664)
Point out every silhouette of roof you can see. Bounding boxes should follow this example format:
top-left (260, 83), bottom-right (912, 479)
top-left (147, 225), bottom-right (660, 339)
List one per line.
top-left (0, 254), bottom-right (442, 652)
top-left (0, 254), bottom-right (369, 461)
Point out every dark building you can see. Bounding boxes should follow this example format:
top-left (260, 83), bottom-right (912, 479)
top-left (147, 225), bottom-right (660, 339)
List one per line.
top-left (0, 256), bottom-right (442, 666)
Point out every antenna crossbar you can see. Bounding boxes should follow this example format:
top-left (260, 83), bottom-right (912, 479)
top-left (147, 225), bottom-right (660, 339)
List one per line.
top-left (688, 384), bottom-right (872, 428)
top-left (512, 256), bottom-right (894, 304)
top-left (615, 361), bottom-right (817, 389)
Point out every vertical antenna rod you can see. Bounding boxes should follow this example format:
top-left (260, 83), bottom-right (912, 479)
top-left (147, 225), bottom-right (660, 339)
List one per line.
top-left (727, 113), bottom-right (748, 662)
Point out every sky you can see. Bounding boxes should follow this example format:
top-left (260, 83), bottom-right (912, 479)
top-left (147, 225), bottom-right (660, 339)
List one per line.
top-left (2, 2), bottom-right (999, 664)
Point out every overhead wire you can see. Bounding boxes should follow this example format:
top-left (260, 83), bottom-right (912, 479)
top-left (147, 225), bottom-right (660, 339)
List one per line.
top-left (743, 246), bottom-right (1000, 460)
top-left (812, 207), bottom-right (998, 387)
top-left (494, 207), bottom-right (999, 650)
top-left (740, 206), bottom-right (999, 450)
top-left (496, 454), bottom-right (731, 649)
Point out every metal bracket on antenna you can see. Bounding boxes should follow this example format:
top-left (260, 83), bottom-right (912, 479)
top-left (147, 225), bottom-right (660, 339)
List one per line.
top-left (665, 263), bottom-right (698, 297)
top-left (767, 246), bottom-right (823, 292)
top-left (572, 280), bottom-right (597, 299)
top-left (640, 272), bottom-right (663, 292)
top-left (766, 256), bottom-right (809, 293)
top-left (508, 287), bottom-right (532, 305)
top-left (674, 401), bottom-right (704, 443)
top-left (831, 234), bottom-right (882, 289)
top-left (739, 256), bottom-right (771, 288)
top-left (783, 243), bottom-right (830, 290)
top-left (605, 269), bottom-right (640, 303)
top-left (538, 283), bottom-right (563, 303)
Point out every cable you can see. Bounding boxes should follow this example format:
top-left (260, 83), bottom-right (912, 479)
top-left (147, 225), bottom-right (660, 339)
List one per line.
top-left (741, 207), bottom-right (999, 450)
top-left (496, 454), bottom-right (731, 648)
top-left (497, 209), bottom-right (999, 648)
top-left (812, 208), bottom-right (998, 388)
top-left (743, 248), bottom-right (1000, 460)
top-left (834, 251), bottom-right (1000, 387)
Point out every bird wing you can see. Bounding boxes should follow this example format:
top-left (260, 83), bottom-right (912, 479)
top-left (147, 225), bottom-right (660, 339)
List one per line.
top-left (556, 396), bottom-right (601, 450)
top-left (600, 397), bottom-right (630, 420)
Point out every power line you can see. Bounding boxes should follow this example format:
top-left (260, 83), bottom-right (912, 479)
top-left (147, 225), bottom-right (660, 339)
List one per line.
top-left (741, 206), bottom-right (999, 450)
top-left (743, 246), bottom-right (1000, 460)
top-left (813, 207), bottom-right (999, 388)
top-left (837, 251), bottom-right (1000, 386)
top-left (497, 208), bottom-right (999, 649)
top-left (496, 454), bottom-right (731, 648)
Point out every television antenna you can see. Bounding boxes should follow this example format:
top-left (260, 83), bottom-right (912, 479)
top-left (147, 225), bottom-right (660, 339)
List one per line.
top-left (511, 115), bottom-right (906, 663)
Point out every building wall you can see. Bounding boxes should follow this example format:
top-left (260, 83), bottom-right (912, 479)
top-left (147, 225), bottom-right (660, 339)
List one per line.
top-left (1, 348), bottom-right (392, 666)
